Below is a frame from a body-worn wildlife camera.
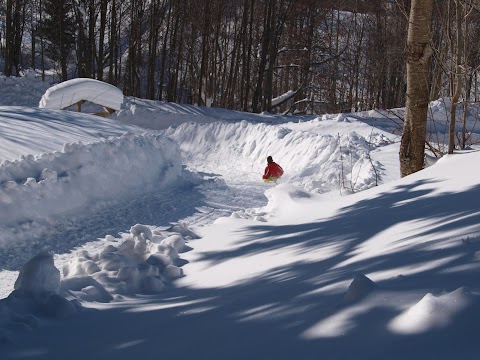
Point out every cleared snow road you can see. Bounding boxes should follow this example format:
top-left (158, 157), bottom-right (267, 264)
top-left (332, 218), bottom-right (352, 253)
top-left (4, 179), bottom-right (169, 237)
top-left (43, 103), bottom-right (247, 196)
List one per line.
top-left (0, 173), bottom-right (267, 272)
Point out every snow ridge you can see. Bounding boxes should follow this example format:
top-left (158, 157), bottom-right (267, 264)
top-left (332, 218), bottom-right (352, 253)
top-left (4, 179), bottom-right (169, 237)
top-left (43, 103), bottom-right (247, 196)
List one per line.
top-left (0, 133), bottom-right (182, 245)
top-left (166, 120), bottom-right (387, 192)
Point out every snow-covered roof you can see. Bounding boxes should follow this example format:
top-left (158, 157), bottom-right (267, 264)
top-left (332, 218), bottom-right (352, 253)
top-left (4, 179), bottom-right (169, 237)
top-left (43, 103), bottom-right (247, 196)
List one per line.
top-left (38, 78), bottom-right (124, 111)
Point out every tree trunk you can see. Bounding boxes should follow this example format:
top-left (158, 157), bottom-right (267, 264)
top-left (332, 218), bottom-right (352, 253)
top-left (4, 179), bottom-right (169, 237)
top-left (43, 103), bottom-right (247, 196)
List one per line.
top-left (39, 0), bottom-right (45, 81)
top-left (448, 0), bottom-right (463, 154)
top-left (399, 0), bottom-right (434, 177)
top-left (88, 0), bottom-right (95, 77)
top-left (97, 0), bottom-right (107, 81)
top-left (108, 0), bottom-right (117, 84)
top-left (159, 1), bottom-right (173, 101)
top-left (5, 0), bottom-right (13, 76)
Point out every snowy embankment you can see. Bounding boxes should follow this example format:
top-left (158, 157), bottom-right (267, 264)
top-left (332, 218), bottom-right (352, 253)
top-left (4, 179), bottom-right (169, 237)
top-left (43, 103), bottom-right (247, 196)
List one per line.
top-left (114, 97), bottom-right (310, 130)
top-left (166, 120), bottom-right (393, 193)
top-left (0, 107), bottom-right (182, 247)
top-left (0, 133), bottom-right (180, 244)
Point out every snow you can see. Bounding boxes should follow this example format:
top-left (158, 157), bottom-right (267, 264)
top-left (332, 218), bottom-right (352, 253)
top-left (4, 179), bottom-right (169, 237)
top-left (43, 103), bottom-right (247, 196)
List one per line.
top-left (388, 287), bottom-right (471, 334)
top-left (1, 74), bottom-right (480, 359)
top-left (14, 252), bottom-right (61, 294)
top-left (271, 90), bottom-right (295, 106)
top-left (0, 122), bottom-right (181, 246)
top-left (39, 78), bottom-right (124, 111)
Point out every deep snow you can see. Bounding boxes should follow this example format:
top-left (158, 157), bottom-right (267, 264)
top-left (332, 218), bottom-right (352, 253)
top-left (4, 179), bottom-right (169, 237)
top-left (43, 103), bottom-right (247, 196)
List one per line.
top-left (1, 72), bottom-right (480, 359)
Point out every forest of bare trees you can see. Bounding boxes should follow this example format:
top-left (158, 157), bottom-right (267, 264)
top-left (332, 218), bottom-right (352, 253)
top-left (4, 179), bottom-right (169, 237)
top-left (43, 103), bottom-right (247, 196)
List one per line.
top-left (1, 0), bottom-right (480, 119)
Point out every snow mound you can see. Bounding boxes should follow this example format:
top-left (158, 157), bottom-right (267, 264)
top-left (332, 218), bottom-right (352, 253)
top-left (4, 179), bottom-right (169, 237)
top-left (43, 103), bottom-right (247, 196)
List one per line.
top-left (388, 287), bottom-right (471, 334)
top-left (60, 223), bottom-right (187, 301)
top-left (336, 113), bottom-right (351, 122)
top-left (14, 252), bottom-right (60, 294)
top-left (0, 253), bottom-right (81, 343)
top-left (161, 235), bottom-right (186, 252)
top-left (39, 78), bottom-right (124, 111)
top-left (166, 222), bottom-right (200, 239)
top-left (344, 274), bottom-right (376, 303)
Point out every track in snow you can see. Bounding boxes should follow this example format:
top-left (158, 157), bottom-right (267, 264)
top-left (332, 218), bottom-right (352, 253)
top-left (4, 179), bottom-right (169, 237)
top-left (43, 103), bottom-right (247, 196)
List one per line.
top-left (0, 175), bottom-right (267, 271)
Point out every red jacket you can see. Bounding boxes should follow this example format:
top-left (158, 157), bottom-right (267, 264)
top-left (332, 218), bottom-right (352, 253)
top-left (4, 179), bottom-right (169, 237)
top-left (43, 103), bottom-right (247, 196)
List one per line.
top-left (263, 162), bottom-right (284, 179)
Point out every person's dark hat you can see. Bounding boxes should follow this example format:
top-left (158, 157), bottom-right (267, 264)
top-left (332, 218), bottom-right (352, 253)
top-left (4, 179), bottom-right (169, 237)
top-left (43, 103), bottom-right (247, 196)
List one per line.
top-left (267, 156), bottom-right (273, 163)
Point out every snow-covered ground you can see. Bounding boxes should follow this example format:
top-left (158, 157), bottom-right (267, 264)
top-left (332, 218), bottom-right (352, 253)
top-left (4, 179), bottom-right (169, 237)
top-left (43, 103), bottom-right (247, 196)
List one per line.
top-left (1, 72), bottom-right (480, 359)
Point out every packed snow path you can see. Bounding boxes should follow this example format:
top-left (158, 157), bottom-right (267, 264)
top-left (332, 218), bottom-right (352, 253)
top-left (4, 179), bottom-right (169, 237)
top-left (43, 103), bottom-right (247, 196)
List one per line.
top-left (0, 175), bottom-right (267, 278)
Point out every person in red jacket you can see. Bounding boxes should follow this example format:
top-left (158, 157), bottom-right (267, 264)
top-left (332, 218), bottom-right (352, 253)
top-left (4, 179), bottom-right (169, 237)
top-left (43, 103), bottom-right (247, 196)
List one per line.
top-left (262, 156), bottom-right (284, 182)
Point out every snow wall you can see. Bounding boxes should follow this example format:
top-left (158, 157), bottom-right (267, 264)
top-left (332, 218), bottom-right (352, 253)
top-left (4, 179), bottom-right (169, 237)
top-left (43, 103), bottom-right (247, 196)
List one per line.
top-left (165, 120), bottom-right (389, 193)
top-left (0, 133), bottom-right (182, 245)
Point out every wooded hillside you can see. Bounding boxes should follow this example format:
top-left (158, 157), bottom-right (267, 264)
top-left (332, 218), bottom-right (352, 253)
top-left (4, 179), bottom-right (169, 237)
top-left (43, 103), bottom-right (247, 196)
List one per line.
top-left (1, 0), bottom-right (480, 115)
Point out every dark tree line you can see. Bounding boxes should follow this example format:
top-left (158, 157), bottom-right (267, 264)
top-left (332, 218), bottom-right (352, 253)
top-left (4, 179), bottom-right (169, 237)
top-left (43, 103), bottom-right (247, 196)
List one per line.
top-left (1, 0), bottom-right (480, 118)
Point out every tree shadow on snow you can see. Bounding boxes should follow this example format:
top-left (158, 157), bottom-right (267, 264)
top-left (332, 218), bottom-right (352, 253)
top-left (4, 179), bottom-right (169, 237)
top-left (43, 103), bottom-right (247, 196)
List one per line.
top-left (0, 184), bottom-right (207, 271)
top-left (4, 179), bottom-right (480, 359)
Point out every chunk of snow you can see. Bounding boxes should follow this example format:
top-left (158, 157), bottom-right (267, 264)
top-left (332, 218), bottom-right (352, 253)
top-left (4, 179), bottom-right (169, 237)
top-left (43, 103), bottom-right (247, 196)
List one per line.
top-left (161, 235), bottom-right (186, 252)
top-left (14, 252), bottom-right (60, 294)
top-left (141, 276), bottom-right (165, 293)
top-left (167, 222), bottom-right (199, 239)
top-left (146, 254), bottom-right (173, 271)
top-left (272, 90), bottom-right (295, 106)
top-left (130, 224), bottom-right (153, 240)
top-left (343, 274), bottom-right (376, 304)
top-left (164, 265), bottom-right (184, 279)
top-left (60, 276), bottom-right (113, 303)
top-left (152, 244), bottom-right (179, 260)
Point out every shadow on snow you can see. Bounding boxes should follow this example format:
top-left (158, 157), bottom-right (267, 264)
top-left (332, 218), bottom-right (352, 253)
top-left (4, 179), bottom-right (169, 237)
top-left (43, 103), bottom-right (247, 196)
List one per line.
top-left (4, 179), bottom-right (480, 359)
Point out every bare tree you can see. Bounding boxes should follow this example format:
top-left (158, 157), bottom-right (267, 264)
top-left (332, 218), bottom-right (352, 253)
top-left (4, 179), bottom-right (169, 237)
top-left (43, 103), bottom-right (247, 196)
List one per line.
top-left (39, 0), bottom-right (76, 81)
top-left (4, 0), bottom-right (26, 76)
top-left (448, 0), bottom-right (464, 154)
top-left (399, 0), bottom-right (434, 177)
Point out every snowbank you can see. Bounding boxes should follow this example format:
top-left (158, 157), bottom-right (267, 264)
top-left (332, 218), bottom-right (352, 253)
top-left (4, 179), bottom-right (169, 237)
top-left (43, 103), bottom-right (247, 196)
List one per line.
top-left (0, 133), bottom-right (181, 245)
top-left (0, 107), bottom-right (149, 162)
top-left (166, 121), bottom-right (390, 193)
top-left (115, 97), bottom-right (313, 130)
